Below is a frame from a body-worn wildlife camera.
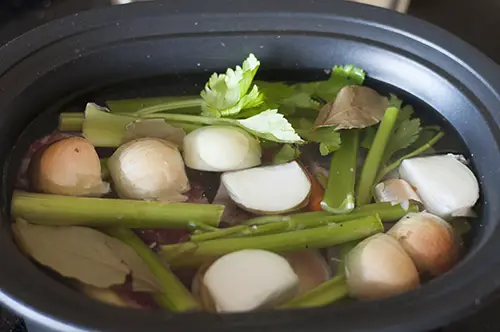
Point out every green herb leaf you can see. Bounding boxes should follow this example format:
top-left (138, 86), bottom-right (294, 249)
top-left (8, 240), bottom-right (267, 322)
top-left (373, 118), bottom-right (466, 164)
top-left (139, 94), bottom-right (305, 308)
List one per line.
top-left (237, 109), bottom-right (304, 143)
top-left (200, 54), bottom-right (264, 117)
top-left (294, 65), bottom-right (366, 102)
top-left (382, 118), bottom-right (421, 164)
top-left (272, 144), bottom-right (301, 164)
top-left (294, 118), bottom-right (341, 156)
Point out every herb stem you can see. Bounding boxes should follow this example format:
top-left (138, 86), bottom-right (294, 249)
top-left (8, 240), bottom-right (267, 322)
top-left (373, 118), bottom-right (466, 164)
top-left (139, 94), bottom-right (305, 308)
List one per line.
top-left (280, 276), bottom-right (349, 309)
top-left (356, 107), bottom-right (400, 205)
top-left (106, 227), bottom-right (199, 312)
top-left (161, 215), bottom-right (383, 268)
top-left (375, 131), bottom-right (445, 183)
top-left (134, 99), bottom-right (203, 116)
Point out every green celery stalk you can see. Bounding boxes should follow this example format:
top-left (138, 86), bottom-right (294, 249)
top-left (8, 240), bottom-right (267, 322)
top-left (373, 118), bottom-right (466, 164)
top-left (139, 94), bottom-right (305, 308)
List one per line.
top-left (134, 98), bottom-right (203, 116)
top-left (100, 158), bottom-right (110, 180)
top-left (194, 201), bottom-right (417, 242)
top-left (12, 191), bottom-right (223, 228)
top-left (59, 112), bottom-right (203, 147)
top-left (161, 215), bottom-right (383, 268)
top-left (321, 130), bottom-right (360, 214)
top-left (280, 276), bottom-right (349, 309)
top-left (105, 228), bottom-right (199, 312)
top-left (356, 107), bottom-right (400, 205)
top-left (105, 96), bottom-right (201, 114)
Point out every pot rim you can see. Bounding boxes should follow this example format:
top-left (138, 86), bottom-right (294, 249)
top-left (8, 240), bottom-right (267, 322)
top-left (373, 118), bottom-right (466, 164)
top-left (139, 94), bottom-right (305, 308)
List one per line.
top-left (1, 1), bottom-right (500, 332)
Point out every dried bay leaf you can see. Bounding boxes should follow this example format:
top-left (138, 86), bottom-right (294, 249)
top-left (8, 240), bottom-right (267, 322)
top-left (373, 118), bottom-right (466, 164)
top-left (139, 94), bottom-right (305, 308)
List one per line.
top-left (13, 219), bottom-right (161, 292)
top-left (314, 86), bottom-right (388, 130)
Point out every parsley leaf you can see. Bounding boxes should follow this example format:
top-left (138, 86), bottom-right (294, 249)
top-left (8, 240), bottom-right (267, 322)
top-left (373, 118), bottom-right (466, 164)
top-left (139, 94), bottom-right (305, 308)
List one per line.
top-left (293, 118), bottom-right (342, 156)
top-left (272, 144), bottom-right (301, 165)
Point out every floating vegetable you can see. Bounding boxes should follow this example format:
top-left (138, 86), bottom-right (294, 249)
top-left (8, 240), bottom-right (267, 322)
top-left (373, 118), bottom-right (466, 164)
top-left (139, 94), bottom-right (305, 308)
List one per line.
top-left (108, 138), bottom-right (190, 202)
top-left (28, 137), bottom-right (109, 197)
top-left (221, 161), bottom-right (311, 214)
top-left (183, 126), bottom-right (261, 172)
top-left (374, 179), bottom-right (422, 206)
top-left (11, 190), bottom-right (224, 229)
top-left (388, 212), bottom-right (459, 276)
top-left (122, 119), bottom-right (186, 146)
top-left (200, 53), bottom-right (264, 117)
top-left (202, 249), bottom-right (299, 312)
top-left (12, 219), bottom-right (161, 292)
top-left (80, 285), bottom-right (142, 308)
top-left (398, 154), bottom-right (480, 218)
top-left (314, 86), bottom-right (388, 130)
top-left (345, 233), bottom-right (420, 300)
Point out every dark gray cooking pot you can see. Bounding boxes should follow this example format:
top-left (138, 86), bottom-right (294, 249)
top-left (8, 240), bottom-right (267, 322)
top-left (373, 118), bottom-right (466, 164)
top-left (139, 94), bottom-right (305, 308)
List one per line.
top-left (0, 1), bottom-right (499, 331)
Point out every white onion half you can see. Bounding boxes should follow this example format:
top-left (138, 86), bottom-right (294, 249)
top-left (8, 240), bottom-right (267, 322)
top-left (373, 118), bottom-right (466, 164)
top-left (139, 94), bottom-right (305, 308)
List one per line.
top-left (183, 126), bottom-right (261, 172)
top-left (345, 233), bottom-right (420, 300)
top-left (108, 138), bottom-right (190, 201)
top-left (399, 154), bottom-right (479, 219)
top-left (221, 161), bottom-right (311, 214)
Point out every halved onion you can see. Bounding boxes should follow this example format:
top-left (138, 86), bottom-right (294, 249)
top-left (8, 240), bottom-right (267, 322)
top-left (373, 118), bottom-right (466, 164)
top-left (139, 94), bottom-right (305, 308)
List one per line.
top-left (221, 161), bottom-right (311, 214)
top-left (345, 233), bottom-right (419, 300)
top-left (29, 137), bottom-right (109, 197)
top-left (183, 126), bottom-right (262, 172)
top-left (388, 212), bottom-right (459, 276)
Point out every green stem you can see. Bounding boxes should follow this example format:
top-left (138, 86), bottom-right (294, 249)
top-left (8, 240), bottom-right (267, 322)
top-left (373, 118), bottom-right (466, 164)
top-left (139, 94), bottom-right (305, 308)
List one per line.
top-left (321, 130), bottom-right (359, 214)
top-left (59, 113), bottom-right (84, 131)
top-left (356, 107), bottom-right (400, 205)
top-left (280, 276), bottom-right (349, 309)
top-left (375, 131), bottom-right (445, 183)
top-left (161, 215), bottom-right (383, 268)
top-left (134, 99), bottom-right (203, 116)
top-left (100, 158), bottom-right (110, 180)
top-left (243, 201), bottom-right (418, 227)
top-left (12, 191), bottom-right (223, 228)
top-left (60, 110), bottom-right (204, 147)
top-left (105, 227), bottom-right (199, 312)
top-left (143, 113), bottom-right (235, 126)
top-left (190, 225), bottom-right (248, 242)
top-left (106, 96), bottom-right (201, 114)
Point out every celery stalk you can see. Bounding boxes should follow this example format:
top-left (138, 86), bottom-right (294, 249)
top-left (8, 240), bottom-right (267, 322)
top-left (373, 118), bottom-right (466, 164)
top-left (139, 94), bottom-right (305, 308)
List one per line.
top-left (356, 107), bottom-right (400, 205)
top-left (161, 215), bottom-right (383, 268)
top-left (195, 201), bottom-right (417, 242)
top-left (321, 130), bottom-right (360, 214)
top-left (280, 276), bottom-right (349, 308)
top-left (106, 227), bottom-right (199, 312)
top-left (58, 113), bottom-right (84, 131)
top-left (59, 112), bottom-right (203, 147)
top-left (106, 96), bottom-right (201, 114)
top-left (12, 191), bottom-right (223, 228)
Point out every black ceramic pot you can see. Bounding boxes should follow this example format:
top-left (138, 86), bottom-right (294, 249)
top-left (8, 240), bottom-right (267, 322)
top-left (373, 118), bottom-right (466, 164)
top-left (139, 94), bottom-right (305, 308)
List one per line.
top-left (0, 1), bottom-right (500, 332)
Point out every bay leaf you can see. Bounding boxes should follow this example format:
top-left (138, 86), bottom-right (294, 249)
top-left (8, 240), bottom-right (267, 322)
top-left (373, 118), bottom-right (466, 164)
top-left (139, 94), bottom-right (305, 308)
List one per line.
top-left (13, 219), bottom-right (161, 292)
top-left (122, 119), bottom-right (186, 147)
top-left (314, 86), bottom-right (388, 130)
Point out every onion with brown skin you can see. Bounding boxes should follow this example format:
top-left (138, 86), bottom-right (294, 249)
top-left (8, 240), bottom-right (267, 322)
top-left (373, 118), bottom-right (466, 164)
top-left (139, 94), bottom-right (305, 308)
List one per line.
top-left (388, 212), bottom-right (459, 276)
top-left (344, 233), bottom-right (420, 300)
top-left (28, 137), bottom-right (109, 197)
